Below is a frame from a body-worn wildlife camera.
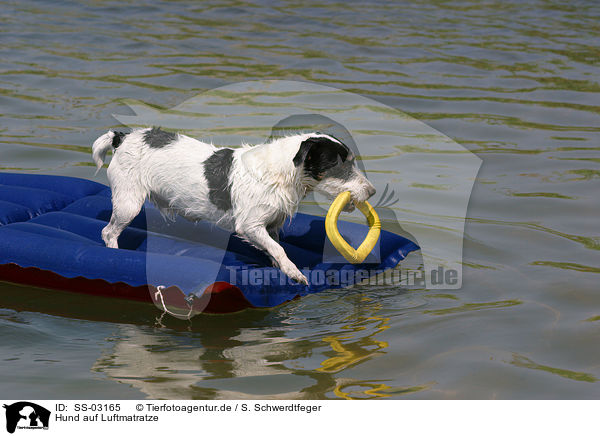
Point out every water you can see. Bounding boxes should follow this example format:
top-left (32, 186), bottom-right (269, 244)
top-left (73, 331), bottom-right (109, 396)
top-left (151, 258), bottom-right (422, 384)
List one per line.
top-left (1, 0), bottom-right (599, 399)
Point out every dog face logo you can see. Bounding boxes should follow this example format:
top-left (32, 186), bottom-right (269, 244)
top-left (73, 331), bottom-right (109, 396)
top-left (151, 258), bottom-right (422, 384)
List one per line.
top-left (112, 79), bottom-right (480, 318)
top-left (3, 402), bottom-right (50, 434)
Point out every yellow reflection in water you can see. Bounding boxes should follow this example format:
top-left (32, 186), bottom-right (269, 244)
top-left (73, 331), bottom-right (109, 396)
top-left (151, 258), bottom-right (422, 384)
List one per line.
top-left (314, 298), bottom-right (435, 399)
top-left (318, 314), bottom-right (389, 374)
top-left (316, 308), bottom-right (396, 399)
top-left (334, 381), bottom-right (392, 399)
top-left (333, 380), bottom-right (431, 400)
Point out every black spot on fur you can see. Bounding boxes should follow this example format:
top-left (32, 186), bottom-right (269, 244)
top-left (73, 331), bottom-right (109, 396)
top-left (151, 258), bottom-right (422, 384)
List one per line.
top-left (269, 114), bottom-right (366, 174)
top-left (204, 148), bottom-right (234, 210)
top-left (293, 136), bottom-right (352, 181)
top-left (111, 131), bottom-right (126, 149)
top-left (143, 127), bottom-right (177, 148)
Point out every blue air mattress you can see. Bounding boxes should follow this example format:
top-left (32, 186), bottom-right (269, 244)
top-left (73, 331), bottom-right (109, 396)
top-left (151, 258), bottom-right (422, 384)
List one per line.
top-left (0, 173), bottom-right (419, 314)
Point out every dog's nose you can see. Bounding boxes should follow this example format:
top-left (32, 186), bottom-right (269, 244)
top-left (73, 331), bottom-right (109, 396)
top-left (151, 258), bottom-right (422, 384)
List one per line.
top-left (367, 185), bottom-right (376, 198)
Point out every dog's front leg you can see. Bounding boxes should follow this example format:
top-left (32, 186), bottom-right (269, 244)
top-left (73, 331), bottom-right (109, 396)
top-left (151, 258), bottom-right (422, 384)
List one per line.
top-left (239, 226), bottom-right (308, 285)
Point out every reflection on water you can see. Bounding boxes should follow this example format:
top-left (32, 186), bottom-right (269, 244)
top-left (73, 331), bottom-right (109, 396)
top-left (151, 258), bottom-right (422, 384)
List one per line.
top-left (87, 285), bottom-right (429, 399)
top-left (510, 354), bottom-right (598, 384)
top-left (1, 0), bottom-right (599, 399)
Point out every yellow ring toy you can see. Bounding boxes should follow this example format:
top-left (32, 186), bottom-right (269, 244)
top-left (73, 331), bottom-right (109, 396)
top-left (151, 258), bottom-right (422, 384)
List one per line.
top-left (325, 191), bottom-right (381, 264)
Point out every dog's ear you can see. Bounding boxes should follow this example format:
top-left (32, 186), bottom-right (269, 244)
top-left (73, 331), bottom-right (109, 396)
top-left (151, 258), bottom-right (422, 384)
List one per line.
top-left (293, 136), bottom-right (349, 168)
top-left (293, 137), bottom-right (318, 167)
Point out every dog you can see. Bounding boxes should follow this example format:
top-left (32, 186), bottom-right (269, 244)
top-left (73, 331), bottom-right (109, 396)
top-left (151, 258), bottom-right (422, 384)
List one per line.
top-left (92, 127), bottom-right (376, 285)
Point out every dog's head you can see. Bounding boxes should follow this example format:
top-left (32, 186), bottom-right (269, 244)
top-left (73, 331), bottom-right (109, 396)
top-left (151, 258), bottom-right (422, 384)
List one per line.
top-left (293, 134), bottom-right (376, 210)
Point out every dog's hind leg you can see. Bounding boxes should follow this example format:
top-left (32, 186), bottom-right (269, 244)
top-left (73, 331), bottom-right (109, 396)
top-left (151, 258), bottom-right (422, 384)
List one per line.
top-left (102, 182), bottom-right (146, 249)
top-left (238, 226), bottom-right (308, 285)
top-left (102, 192), bottom-right (145, 248)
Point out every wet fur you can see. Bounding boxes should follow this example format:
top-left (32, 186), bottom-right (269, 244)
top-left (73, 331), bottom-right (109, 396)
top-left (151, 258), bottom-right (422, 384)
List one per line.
top-left (92, 128), bottom-right (375, 284)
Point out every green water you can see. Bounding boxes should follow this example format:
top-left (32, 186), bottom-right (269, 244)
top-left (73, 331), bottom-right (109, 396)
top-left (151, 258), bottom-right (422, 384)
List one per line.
top-left (0, 0), bottom-right (599, 399)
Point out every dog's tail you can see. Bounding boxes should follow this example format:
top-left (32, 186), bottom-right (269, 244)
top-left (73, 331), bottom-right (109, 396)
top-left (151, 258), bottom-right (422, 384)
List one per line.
top-left (92, 130), bottom-right (125, 174)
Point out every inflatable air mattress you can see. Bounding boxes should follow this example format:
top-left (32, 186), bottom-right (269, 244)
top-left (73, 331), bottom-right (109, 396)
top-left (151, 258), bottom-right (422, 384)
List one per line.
top-left (0, 173), bottom-right (419, 314)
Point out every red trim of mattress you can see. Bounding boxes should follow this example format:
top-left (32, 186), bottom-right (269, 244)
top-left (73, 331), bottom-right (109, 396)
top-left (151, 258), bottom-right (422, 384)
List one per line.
top-left (0, 263), bottom-right (253, 314)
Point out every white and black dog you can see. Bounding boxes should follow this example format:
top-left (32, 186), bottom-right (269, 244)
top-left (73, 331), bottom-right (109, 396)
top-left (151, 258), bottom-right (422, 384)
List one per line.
top-left (92, 127), bottom-right (376, 284)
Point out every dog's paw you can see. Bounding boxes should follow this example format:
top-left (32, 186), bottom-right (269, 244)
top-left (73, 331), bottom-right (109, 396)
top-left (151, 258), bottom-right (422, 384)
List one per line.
top-left (281, 263), bottom-right (309, 286)
top-left (293, 273), bottom-right (309, 286)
